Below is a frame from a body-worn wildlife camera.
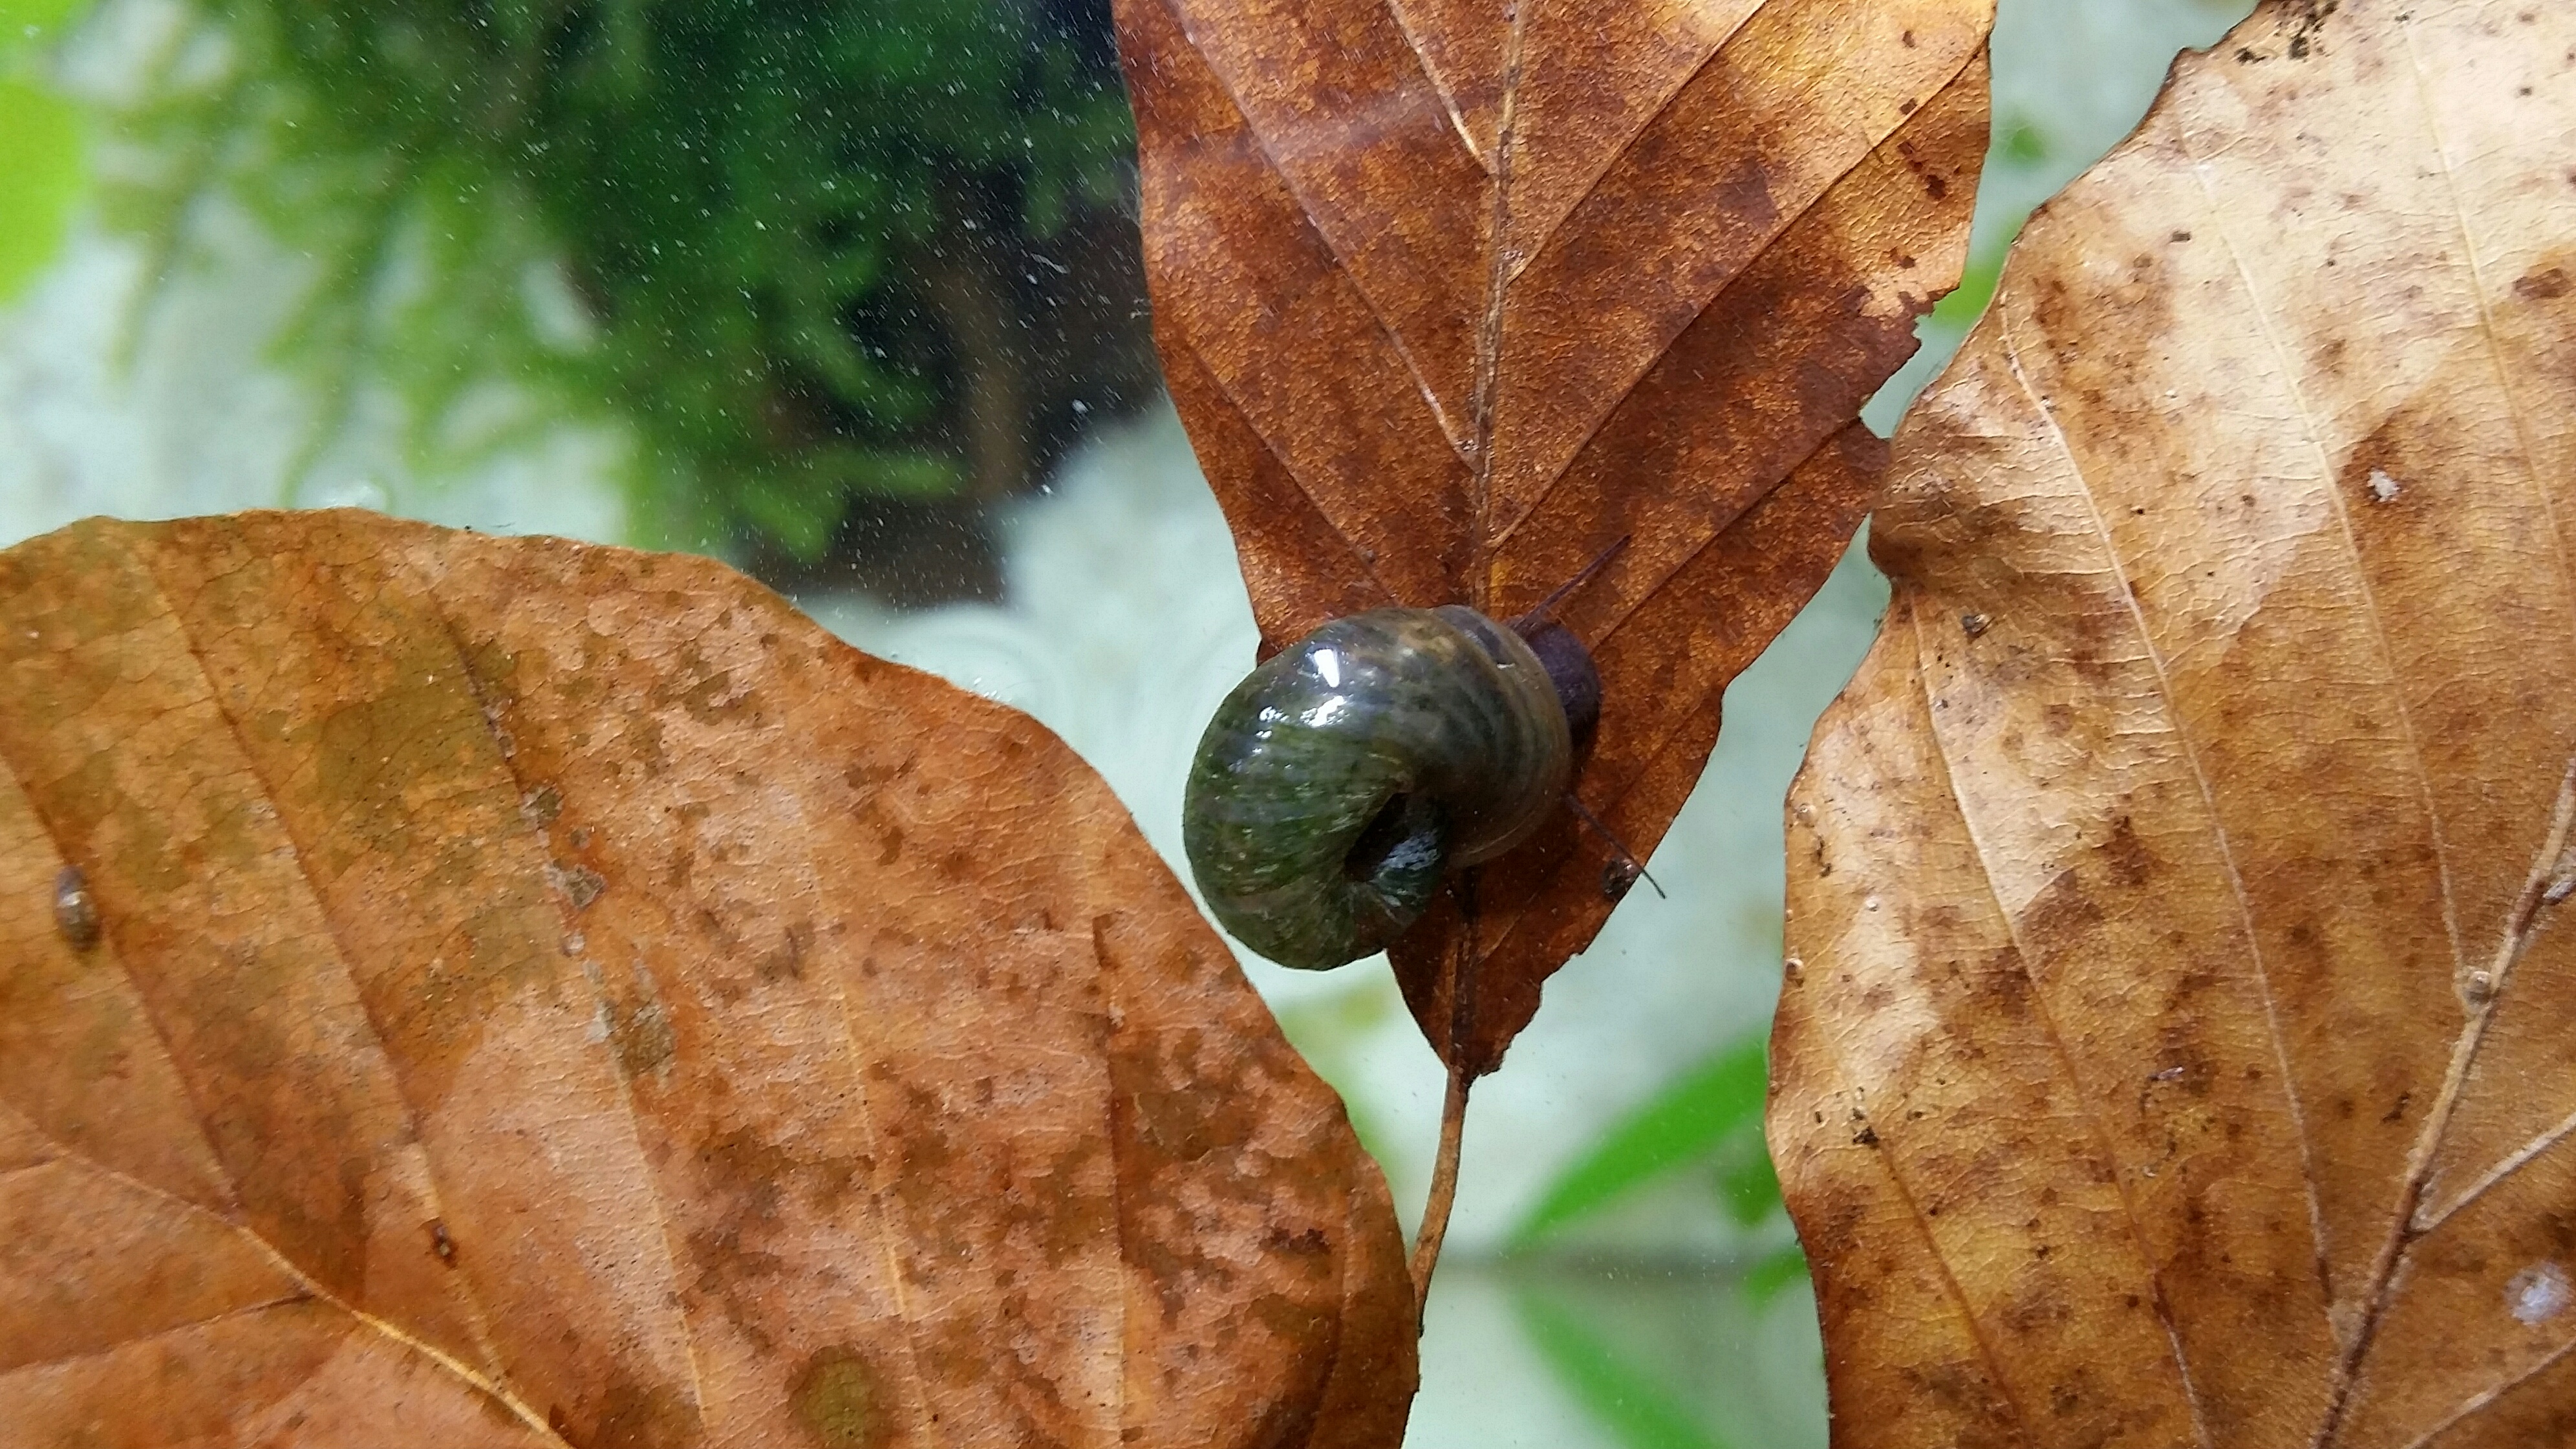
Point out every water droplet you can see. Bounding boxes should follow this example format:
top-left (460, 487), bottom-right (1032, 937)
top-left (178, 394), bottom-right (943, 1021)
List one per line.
top-left (2509, 1262), bottom-right (2570, 1325)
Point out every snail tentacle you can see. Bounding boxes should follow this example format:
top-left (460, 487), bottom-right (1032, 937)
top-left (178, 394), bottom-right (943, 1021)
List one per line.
top-left (1182, 605), bottom-right (1588, 971)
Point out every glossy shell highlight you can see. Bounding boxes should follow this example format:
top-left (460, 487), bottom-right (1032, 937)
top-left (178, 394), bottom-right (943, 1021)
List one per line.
top-left (1181, 606), bottom-right (1572, 971)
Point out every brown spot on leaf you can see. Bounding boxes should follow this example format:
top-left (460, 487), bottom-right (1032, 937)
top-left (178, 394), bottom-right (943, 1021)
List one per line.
top-left (2515, 266), bottom-right (2570, 300)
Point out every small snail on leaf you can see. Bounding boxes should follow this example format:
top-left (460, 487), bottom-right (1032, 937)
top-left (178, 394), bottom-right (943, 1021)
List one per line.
top-left (53, 865), bottom-right (98, 952)
top-left (1183, 545), bottom-right (1626, 971)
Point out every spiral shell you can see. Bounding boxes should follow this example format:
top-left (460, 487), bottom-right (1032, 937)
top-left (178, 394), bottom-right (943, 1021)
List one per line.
top-left (1182, 605), bottom-right (1582, 971)
top-left (53, 865), bottom-right (98, 952)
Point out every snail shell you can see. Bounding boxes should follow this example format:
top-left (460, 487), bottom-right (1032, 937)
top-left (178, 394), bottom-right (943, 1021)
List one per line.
top-left (54, 865), bottom-right (98, 952)
top-left (1182, 605), bottom-right (1595, 971)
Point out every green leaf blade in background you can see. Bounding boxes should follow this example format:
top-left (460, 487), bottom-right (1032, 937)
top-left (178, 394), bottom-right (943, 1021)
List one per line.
top-left (1710, 1123), bottom-right (1783, 1230)
top-left (1512, 1291), bottom-right (1733, 1449)
top-left (1739, 1246), bottom-right (1809, 1309)
top-left (0, 0), bottom-right (89, 304)
top-left (1511, 1036), bottom-right (1772, 1249)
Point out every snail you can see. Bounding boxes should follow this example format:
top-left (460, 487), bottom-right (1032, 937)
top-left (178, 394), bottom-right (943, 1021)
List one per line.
top-left (1181, 607), bottom-right (1598, 969)
top-left (1182, 546), bottom-right (1629, 971)
top-left (54, 865), bottom-right (98, 952)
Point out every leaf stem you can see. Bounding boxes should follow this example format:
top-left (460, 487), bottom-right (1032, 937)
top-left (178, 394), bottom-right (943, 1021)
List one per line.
top-left (1410, 1061), bottom-right (1471, 1316)
top-left (1413, 869), bottom-right (1485, 1317)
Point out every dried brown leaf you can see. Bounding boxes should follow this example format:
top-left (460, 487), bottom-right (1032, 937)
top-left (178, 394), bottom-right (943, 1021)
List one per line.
top-left (1774, 3), bottom-right (2576, 1444)
top-left (1119, 0), bottom-right (1996, 1072)
top-left (0, 513), bottom-right (1415, 1448)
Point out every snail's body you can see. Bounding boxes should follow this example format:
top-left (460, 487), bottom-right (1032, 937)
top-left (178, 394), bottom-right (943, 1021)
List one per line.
top-left (1183, 605), bottom-right (1592, 971)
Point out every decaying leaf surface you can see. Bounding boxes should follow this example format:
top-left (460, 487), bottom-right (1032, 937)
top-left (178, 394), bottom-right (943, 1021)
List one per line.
top-left (1772, 3), bottom-right (2576, 1444)
top-left (0, 513), bottom-right (1415, 1448)
top-left (1117, 0), bottom-right (1995, 1071)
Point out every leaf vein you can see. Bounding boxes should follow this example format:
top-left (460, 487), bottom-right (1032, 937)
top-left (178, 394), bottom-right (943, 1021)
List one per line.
top-left (1172, 335), bottom-right (1404, 615)
top-left (2418, 1099), bottom-right (2576, 1234)
top-left (1905, 596), bottom-right (2214, 1449)
top-left (2315, 759), bottom-right (2576, 1449)
top-left (1463, 0), bottom-right (1530, 608)
top-left (1377, 0), bottom-right (1488, 171)
top-left (810, 907), bottom-right (948, 1449)
top-left (2395, 1322), bottom-right (2576, 1449)
top-left (2394, 23), bottom-right (2576, 657)
top-left (2184, 154), bottom-right (2470, 992)
top-left (1091, 918), bottom-right (1131, 1446)
top-left (1506, 0), bottom-right (1797, 280)
top-left (428, 604), bottom-right (716, 1442)
top-left (1841, 1022), bottom-right (2038, 1435)
top-left (0, 1292), bottom-right (316, 1379)
top-left (142, 552), bottom-right (515, 1400)
top-left (1160, 0), bottom-right (1474, 457)
top-left (0, 1102), bottom-right (567, 1446)
top-left (1484, 48), bottom-right (1983, 556)
top-left (1997, 310), bottom-right (2337, 1363)
top-left (0, 744), bottom-right (244, 1223)
top-left (2383, 16), bottom-right (2576, 1254)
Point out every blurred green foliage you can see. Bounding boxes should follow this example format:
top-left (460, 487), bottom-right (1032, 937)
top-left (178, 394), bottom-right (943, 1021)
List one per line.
top-left (1926, 241), bottom-right (2006, 336)
top-left (0, 0), bottom-right (88, 302)
top-left (1739, 1245), bottom-right (1809, 1309)
top-left (114, 0), bottom-right (1153, 588)
top-left (1272, 976), bottom-right (1406, 1177)
top-left (1512, 1035), bottom-right (1777, 1249)
top-left (1514, 1290), bottom-right (1735, 1449)
top-left (1708, 1119), bottom-right (1783, 1231)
